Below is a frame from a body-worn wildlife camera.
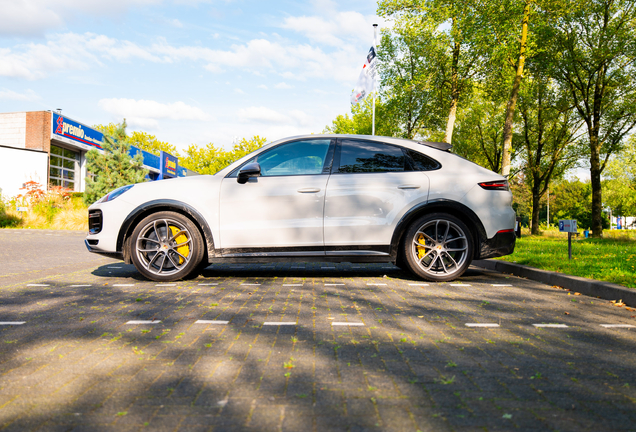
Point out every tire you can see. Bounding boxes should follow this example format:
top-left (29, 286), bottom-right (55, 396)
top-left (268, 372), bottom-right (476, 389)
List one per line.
top-left (130, 211), bottom-right (205, 282)
top-left (403, 213), bottom-right (474, 282)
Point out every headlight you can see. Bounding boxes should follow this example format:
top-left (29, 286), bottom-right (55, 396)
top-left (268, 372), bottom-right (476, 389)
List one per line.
top-left (97, 185), bottom-right (134, 203)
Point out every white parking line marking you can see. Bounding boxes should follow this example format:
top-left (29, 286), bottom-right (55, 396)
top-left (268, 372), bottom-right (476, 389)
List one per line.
top-left (108, 266), bottom-right (122, 269)
top-left (321, 267), bottom-right (336, 269)
top-left (325, 283), bottom-right (345, 286)
top-left (409, 283), bottom-right (430, 286)
top-left (0, 322), bottom-right (26, 325)
top-left (283, 284), bottom-right (303, 286)
top-left (241, 283), bottom-right (261, 286)
top-left (198, 283), bottom-right (218, 286)
top-left (533, 324), bottom-right (568, 328)
top-left (367, 283), bottom-right (387, 286)
top-left (492, 284), bottom-right (512, 286)
top-left (196, 320), bottom-right (229, 325)
top-left (263, 322), bottom-right (296, 325)
top-left (126, 320), bottom-right (161, 324)
top-left (27, 284), bottom-right (49, 287)
top-left (465, 323), bottom-right (500, 327)
top-left (450, 284), bottom-right (471, 286)
top-left (70, 285), bottom-right (92, 287)
top-left (113, 284), bottom-right (135, 287)
top-left (332, 322), bottom-right (364, 326)
top-left (155, 284), bottom-right (176, 286)
top-left (600, 324), bottom-right (635, 328)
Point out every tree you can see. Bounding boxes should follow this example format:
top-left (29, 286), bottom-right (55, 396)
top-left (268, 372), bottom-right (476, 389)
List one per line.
top-left (603, 135), bottom-right (636, 216)
top-left (517, 75), bottom-right (582, 234)
top-left (550, 0), bottom-right (636, 237)
top-left (499, 0), bottom-right (534, 177)
top-left (550, 178), bottom-right (609, 230)
top-left (377, 0), bottom-right (484, 144)
top-left (323, 98), bottom-right (399, 136)
top-left (84, 120), bottom-right (148, 205)
top-left (376, 21), bottom-right (445, 139)
top-left (452, 86), bottom-right (512, 173)
top-left (94, 123), bottom-right (178, 156)
top-left (178, 136), bottom-right (267, 175)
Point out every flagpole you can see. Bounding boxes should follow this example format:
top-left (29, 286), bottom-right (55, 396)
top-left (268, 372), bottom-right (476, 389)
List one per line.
top-left (372, 24), bottom-right (378, 136)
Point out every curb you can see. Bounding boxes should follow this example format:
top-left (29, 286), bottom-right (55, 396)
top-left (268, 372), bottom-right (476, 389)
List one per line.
top-left (472, 259), bottom-right (636, 307)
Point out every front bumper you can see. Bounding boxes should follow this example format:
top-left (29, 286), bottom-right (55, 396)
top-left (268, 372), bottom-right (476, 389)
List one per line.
top-left (84, 239), bottom-right (124, 261)
top-left (479, 230), bottom-right (516, 259)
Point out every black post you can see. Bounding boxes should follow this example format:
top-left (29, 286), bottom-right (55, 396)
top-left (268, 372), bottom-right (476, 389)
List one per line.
top-left (568, 232), bottom-right (572, 260)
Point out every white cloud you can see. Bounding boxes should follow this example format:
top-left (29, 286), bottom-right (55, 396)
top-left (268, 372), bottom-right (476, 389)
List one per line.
top-left (280, 10), bottom-right (384, 47)
top-left (0, 0), bottom-right (165, 37)
top-left (257, 84), bottom-right (268, 90)
top-left (238, 106), bottom-right (290, 124)
top-left (98, 98), bottom-right (210, 129)
top-left (274, 82), bottom-right (293, 89)
top-left (234, 88), bottom-right (245, 94)
top-left (237, 106), bottom-right (312, 127)
top-left (0, 88), bottom-right (39, 101)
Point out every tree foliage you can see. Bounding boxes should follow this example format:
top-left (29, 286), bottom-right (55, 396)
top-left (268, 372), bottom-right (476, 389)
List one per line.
top-left (94, 123), bottom-right (179, 156)
top-left (323, 98), bottom-right (398, 136)
top-left (603, 135), bottom-right (636, 216)
top-left (84, 120), bottom-right (148, 205)
top-left (549, 0), bottom-right (636, 235)
top-left (178, 136), bottom-right (267, 175)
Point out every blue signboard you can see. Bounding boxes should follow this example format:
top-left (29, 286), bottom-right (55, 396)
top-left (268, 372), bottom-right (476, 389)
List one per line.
top-left (159, 151), bottom-right (178, 179)
top-left (52, 113), bottom-right (104, 149)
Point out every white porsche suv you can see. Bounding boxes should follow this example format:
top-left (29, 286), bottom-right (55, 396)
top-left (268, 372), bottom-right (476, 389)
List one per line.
top-left (85, 135), bottom-right (516, 282)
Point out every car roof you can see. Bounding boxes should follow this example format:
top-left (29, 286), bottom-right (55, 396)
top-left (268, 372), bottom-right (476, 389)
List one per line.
top-left (265, 134), bottom-right (453, 152)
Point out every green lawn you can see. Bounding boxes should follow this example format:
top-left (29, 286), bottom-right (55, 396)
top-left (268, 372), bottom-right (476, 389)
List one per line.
top-left (495, 234), bottom-right (636, 288)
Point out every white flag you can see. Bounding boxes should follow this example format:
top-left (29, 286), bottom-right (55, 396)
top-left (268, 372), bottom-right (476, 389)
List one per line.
top-left (351, 46), bottom-right (378, 105)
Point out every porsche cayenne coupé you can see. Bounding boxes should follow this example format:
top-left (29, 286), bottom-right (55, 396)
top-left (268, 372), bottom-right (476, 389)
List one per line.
top-left (85, 134), bottom-right (516, 282)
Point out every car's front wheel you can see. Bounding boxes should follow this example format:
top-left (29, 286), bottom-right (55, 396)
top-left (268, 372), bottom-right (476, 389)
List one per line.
top-left (403, 213), bottom-right (473, 282)
top-left (130, 211), bottom-right (204, 282)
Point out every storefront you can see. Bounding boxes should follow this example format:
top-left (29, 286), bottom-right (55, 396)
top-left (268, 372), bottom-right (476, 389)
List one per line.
top-left (0, 110), bottom-right (197, 198)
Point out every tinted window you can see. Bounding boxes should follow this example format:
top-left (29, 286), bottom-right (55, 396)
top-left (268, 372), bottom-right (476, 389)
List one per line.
top-left (256, 139), bottom-right (331, 176)
top-left (407, 150), bottom-right (441, 171)
top-left (337, 140), bottom-right (405, 173)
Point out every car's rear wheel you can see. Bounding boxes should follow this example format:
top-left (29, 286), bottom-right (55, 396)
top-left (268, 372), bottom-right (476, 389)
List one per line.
top-left (403, 213), bottom-right (473, 282)
top-left (130, 211), bottom-right (204, 282)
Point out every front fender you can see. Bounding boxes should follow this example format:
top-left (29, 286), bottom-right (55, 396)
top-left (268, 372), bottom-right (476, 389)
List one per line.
top-left (117, 199), bottom-right (216, 262)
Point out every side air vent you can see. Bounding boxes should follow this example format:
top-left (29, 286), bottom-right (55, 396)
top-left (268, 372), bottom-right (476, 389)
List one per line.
top-left (88, 209), bottom-right (103, 234)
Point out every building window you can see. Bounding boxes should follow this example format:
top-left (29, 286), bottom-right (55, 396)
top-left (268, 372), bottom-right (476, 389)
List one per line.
top-left (50, 145), bottom-right (78, 189)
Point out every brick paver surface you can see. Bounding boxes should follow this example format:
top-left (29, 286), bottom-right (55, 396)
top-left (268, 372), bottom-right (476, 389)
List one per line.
top-left (1, 229), bottom-right (636, 431)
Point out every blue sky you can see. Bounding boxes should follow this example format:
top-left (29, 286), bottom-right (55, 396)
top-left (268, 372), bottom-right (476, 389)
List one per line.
top-left (0, 0), bottom-right (384, 151)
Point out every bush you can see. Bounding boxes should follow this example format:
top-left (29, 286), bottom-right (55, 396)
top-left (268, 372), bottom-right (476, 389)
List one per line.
top-left (1, 181), bottom-right (88, 230)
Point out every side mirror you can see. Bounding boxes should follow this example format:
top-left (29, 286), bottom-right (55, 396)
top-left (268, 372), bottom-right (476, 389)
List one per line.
top-left (237, 162), bottom-right (261, 184)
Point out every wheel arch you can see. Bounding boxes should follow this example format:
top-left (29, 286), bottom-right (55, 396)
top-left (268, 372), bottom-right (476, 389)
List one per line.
top-left (390, 199), bottom-right (487, 261)
top-left (117, 199), bottom-right (215, 264)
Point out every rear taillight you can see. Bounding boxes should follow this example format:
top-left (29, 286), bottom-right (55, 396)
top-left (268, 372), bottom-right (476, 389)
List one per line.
top-left (478, 180), bottom-right (509, 191)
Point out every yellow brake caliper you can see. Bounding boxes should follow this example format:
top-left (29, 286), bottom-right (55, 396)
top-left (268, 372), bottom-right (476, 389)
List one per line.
top-left (169, 226), bottom-right (190, 264)
top-left (416, 234), bottom-right (427, 260)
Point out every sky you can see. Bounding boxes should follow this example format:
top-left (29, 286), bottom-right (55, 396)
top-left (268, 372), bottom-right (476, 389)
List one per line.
top-left (0, 0), bottom-right (384, 152)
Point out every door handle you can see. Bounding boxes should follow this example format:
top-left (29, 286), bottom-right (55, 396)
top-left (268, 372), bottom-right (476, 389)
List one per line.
top-left (297, 188), bottom-right (321, 193)
top-left (398, 184), bottom-right (420, 189)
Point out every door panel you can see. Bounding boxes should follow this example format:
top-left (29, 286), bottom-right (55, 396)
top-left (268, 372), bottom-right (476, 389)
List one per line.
top-left (219, 175), bottom-right (328, 250)
top-left (324, 172), bottom-right (429, 247)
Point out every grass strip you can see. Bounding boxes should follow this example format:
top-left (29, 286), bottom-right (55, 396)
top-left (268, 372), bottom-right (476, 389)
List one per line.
top-left (496, 234), bottom-right (636, 288)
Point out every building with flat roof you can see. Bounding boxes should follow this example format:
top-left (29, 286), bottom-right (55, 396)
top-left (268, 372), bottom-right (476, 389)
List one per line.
top-left (0, 111), bottom-right (197, 198)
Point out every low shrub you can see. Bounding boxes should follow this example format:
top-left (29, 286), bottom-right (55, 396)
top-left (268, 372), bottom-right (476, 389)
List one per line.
top-left (0, 181), bottom-right (88, 230)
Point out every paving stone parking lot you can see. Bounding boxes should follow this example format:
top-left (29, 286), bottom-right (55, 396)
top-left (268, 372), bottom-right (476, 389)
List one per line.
top-left (1, 229), bottom-right (636, 431)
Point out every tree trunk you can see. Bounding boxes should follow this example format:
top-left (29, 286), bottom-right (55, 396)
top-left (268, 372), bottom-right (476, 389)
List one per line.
top-left (443, 38), bottom-right (461, 144)
top-left (589, 135), bottom-right (604, 237)
top-left (531, 185), bottom-right (541, 235)
top-left (501, 1), bottom-right (531, 176)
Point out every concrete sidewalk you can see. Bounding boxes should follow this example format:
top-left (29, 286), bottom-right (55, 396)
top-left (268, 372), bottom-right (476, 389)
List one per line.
top-left (473, 259), bottom-right (636, 307)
